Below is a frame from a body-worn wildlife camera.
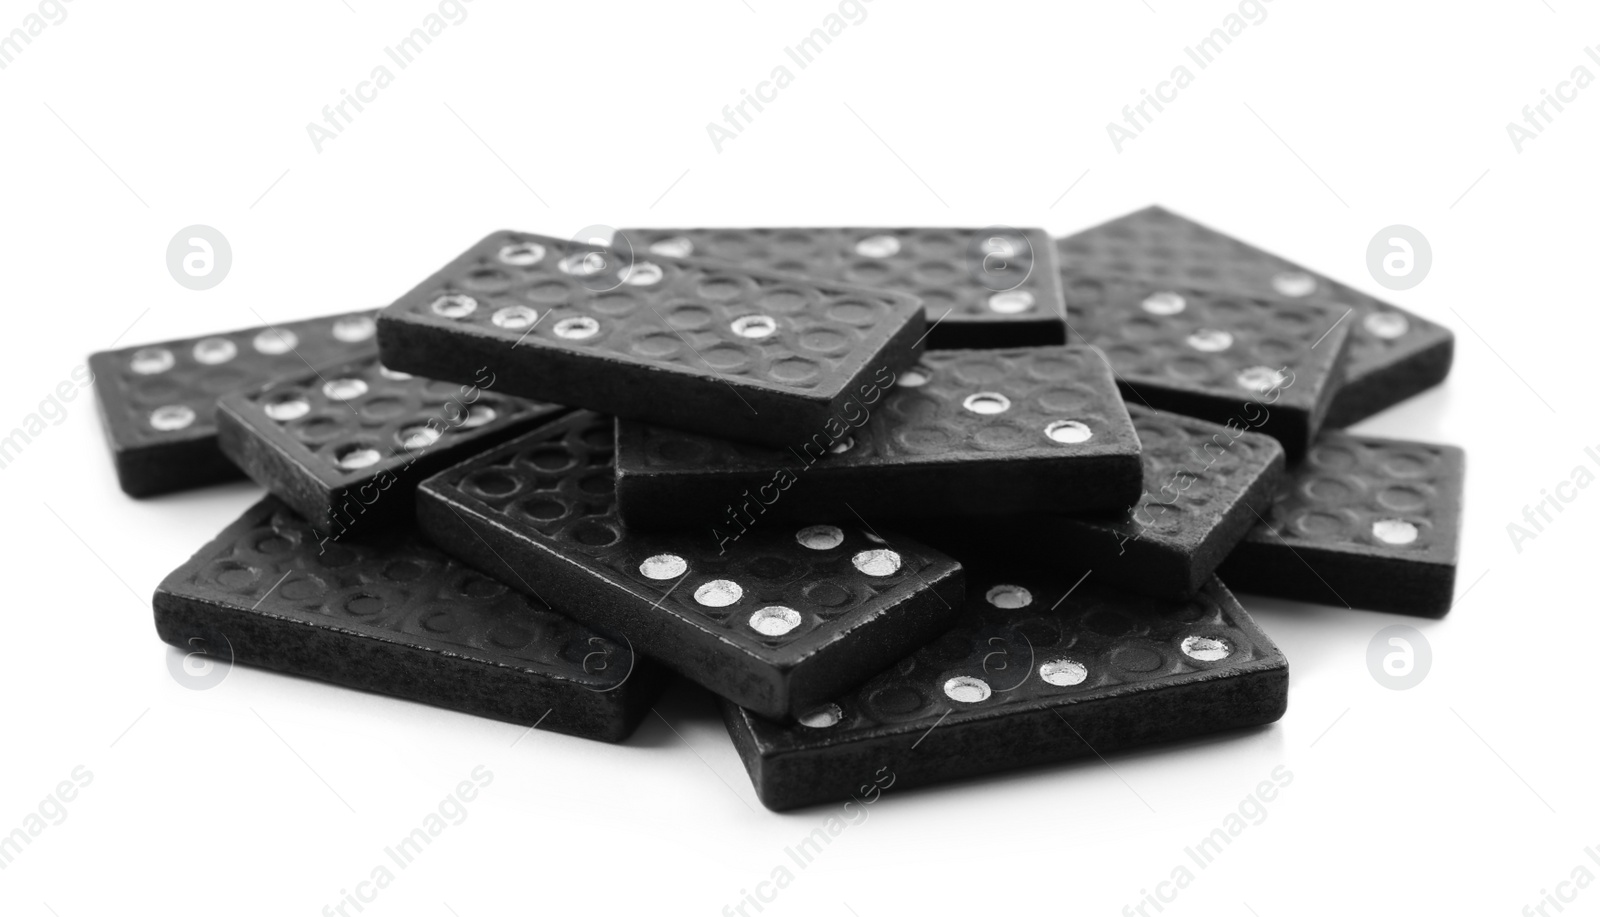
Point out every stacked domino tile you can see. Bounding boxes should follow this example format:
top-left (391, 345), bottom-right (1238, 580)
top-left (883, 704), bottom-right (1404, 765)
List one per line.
top-left (92, 211), bottom-right (1463, 809)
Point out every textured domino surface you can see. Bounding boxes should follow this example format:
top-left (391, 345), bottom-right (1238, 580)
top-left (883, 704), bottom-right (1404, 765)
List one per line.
top-left (416, 411), bottom-right (965, 720)
top-left (377, 231), bottom-right (926, 448)
top-left (613, 346), bottom-right (1141, 529)
top-left (216, 355), bottom-right (565, 536)
top-left (152, 498), bottom-right (665, 741)
top-left (1055, 206), bottom-right (1454, 427)
top-left (1218, 432), bottom-right (1464, 616)
top-left (90, 311), bottom-right (380, 496)
top-left (723, 569), bottom-right (1287, 810)
top-left (616, 227), bottom-right (1067, 349)
top-left (916, 405), bottom-right (1284, 599)
top-left (1058, 273), bottom-right (1350, 458)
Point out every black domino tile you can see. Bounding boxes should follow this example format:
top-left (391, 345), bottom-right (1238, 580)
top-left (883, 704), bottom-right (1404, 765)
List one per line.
top-left (1217, 432), bottom-right (1464, 616)
top-left (612, 346), bottom-right (1141, 530)
top-left (616, 227), bottom-right (1067, 350)
top-left (1055, 205), bottom-right (1453, 427)
top-left (415, 411), bottom-right (966, 721)
top-left (376, 231), bottom-right (926, 448)
top-left (153, 498), bottom-right (666, 742)
top-left (722, 569), bottom-right (1287, 810)
top-left (216, 355), bottom-right (566, 537)
top-left (90, 311), bottom-right (380, 496)
top-left (1058, 273), bottom-right (1351, 459)
top-left (916, 405), bottom-right (1284, 600)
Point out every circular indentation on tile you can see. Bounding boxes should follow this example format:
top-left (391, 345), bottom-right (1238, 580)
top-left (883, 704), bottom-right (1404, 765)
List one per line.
top-left (698, 276), bottom-right (747, 301)
top-left (962, 392), bottom-right (1011, 415)
top-left (770, 357), bottom-right (819, 383)
top-left (1305, 476), bottom-right (1356, 502)
top-left (868, 686), bottom-right (924, 717)
top-left (800, 329), bottom-right (849, 353)
top-left (322, 378), bottom-right (368, 400)
top-left (1141, 291), bottom-right (1186, 315)
top-left (694, 579), bottom-right (743, 607)
top-left (749, 605), bottom-right (802, 636)
top-left (985, 585), bottom-right (1032, 608)
top-left (1110, 645), bottom-right (1163, 673)
top-left (263, 395), bottom-right (310, 422)
top-left (897, 369), bottom-right (929, 388)
top-left (796, 525), bottom-right (844, 550)
top-left (803, 581), bottom-right (851, 607)
top-left (558, 251), bottom-right (609, 277)
top-left (854, 234), bottom-right (900, 258)
top-left (1040, 659), bottom-right (1088, 687)
top-left (730, 314), bottom-right (777, 339)
top-left (525, 280), bottom-right (573, 304)
top-left (149, 404), bottom-right (195, 431)
top-left (334, 444), bottom-right (381, 470)
top-left (1044, 419), bottom-right (1092, 444)
top-left (943, 676), bottom-right (991, 703)
top-left (343, 592), bottom-right (384, 617)
top-left (1186, 328), bottom-right (1234, 352)
top-left (332, 315), bottom-right (377, 342)
top-left (278, 575), bottom-right (327, 602)
top-left (518, 499), bottom-right (565, 521)
top-left (701, 346), bottom-right (751, 372)
top-left (570, 521), bottom-right (620, 546)
top-left (1293, 510), bottom-right (1349, 538)
top-left (492, 305), bottom-right (538, 330)
top-left (1181, 635), bottom-right (1232, 662)
top-left (192, 337), bottom-right (237, 365)
top-left (498, 241), bottom-right (547, 265)
top-left (524, 445), bottom-right (576, 471)
top-left (649, 236), bottom-right (694, 258)
top-left (824, 299), bottom-right (878, 325)
top-left (554, 316), bottom-right (600, 340)
top-left (1237, 365), bottom-right (1288, 394)
top-left (988, 290), bottom-right (1035, 314)
top-left (465, 468), bottom-right (518, 497)
top-left (1372, 518), bottom-right (1419, 545)
top-left (1272, 271), bottom-right (1317, 298)
top-left (852, 548), bottom-right (901, 576)
top-left (395, 424), bottom-right (441, 450)
top-left (130, 347), bottom-right (176, 375)
top-left (430, 294), bottom-right (477, 319)
top-left (459, 404), bottom-right (497, 429)
top-left (1364, 311), bottom-right (1410, 340)
top-left (621, 261), bottom-right (663, 286)
top-left (828, 436), bottom-right (854, 454)
top-left (253, 329), bottom-right (298, 354)
top-left (639, 554), bottom-right (687, 580)
top-left (799, 703), bottom-right (843, 728)
top-left (1378, 485), bottom-right (1427, 513)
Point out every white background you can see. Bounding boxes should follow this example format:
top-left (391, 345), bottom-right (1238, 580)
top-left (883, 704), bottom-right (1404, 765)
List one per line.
top-left (2, 1), bottom-right (1595, 915)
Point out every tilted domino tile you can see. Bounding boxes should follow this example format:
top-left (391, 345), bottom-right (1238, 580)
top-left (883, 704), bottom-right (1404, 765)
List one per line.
top-left (1055, 205), bottom-right (1454, 427)
top-left (1217, 432), bottom-right (1464, 616)
top-left (377, 231), bottom-right (926, 448)
top-left (416, 411), bottom-right (965, 721)
top-left (1059, 273), bottom-right (1351, 459)
top-left (216, 355), bottom-right (566, 537)
top-left (915, 405), bottom-right (1284, 600)
top-left (612, 346), bottom-right (1142, 531)
top-left (153, 498), bottom-right (666, 741)
top-left (722, 568), bottom-right (1287, 810)
top-left (90, 311), bottom-right (380, 496)
top-left (615, 227), bottom-right (1067, 350)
